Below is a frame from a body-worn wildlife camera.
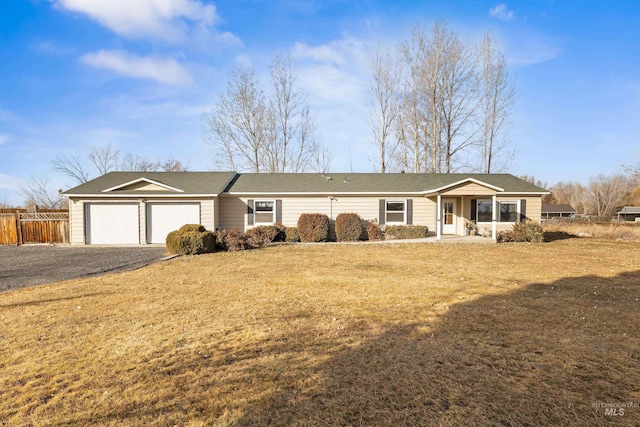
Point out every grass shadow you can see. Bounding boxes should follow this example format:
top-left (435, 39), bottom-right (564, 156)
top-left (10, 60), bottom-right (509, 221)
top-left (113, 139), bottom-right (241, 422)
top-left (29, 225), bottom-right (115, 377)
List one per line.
top-left (223, 271), bottom-right (640, 426)
top-left (544, 230), bottom-right (578, 242)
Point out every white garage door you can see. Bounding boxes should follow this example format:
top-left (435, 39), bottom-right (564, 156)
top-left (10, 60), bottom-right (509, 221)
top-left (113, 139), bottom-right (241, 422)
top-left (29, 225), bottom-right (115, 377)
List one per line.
top-left (86, 203), bottom-right (139, 244)
top-left (147, 203), bottom-right (201, 244)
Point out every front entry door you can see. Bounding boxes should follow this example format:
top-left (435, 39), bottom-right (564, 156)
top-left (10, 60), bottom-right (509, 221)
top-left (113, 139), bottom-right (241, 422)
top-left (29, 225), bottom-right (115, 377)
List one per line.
top-left (442, 199), bottom-right (457, 235)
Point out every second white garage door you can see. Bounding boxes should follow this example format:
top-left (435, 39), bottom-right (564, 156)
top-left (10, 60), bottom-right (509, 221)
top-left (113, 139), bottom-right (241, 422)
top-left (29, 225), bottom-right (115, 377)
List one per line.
top-left (147, 203), bottom-right (201, 244)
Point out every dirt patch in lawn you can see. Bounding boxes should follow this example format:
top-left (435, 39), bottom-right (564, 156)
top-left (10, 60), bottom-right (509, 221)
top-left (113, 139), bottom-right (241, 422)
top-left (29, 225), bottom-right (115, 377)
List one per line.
top-left (1, 239), bottom-right (639, 425)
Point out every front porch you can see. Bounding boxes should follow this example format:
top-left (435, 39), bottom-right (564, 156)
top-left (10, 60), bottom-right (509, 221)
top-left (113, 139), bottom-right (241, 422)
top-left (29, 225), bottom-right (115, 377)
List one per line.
top-left (432, 193), bottom-right (498, 241)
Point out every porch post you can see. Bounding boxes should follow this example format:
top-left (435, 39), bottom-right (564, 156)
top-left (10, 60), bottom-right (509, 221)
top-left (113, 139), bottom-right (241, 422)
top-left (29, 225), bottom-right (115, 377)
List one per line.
top-left (436, 193), bottom-right (442, 240)
top-left (492, 194), bottom-right (497, 240)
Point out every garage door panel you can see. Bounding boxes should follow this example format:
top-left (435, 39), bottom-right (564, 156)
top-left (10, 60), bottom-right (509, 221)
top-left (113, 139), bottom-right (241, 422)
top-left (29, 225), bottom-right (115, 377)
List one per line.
top-left (147, 203), bottom-right (200, 244)
top-left (86, 203), bottom-right (139, 244)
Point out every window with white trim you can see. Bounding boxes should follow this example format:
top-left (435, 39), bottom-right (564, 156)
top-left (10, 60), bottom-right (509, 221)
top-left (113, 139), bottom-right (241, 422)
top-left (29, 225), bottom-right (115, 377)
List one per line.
top-left (499, 201), bottom-right (519, 223)
top-left (386, 200), bottom-right (406, 224)
top-left (254, 200), bottom-right (275, 224)
top-left (477, 200), bottom-right (493, 223)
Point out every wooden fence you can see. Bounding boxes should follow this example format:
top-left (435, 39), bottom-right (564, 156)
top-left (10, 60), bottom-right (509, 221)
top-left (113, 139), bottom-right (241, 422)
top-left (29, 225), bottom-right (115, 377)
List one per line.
top-left (0, 212), bottom-right (70, 245)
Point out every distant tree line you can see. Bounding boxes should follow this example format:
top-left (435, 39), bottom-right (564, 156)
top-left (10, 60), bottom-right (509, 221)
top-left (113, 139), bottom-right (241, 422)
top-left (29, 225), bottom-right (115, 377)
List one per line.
top-left (540, 167), bottom-right (640, 217)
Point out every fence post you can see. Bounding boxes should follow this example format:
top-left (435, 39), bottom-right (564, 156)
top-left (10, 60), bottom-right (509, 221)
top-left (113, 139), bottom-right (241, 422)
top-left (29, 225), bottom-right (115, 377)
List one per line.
top-left (15, 212), bottom-right (22, 246)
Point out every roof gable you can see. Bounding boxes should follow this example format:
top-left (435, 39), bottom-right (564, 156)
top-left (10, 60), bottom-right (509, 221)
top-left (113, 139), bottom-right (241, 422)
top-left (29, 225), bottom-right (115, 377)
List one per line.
top-left (102, 178), bottom-right (184, 193)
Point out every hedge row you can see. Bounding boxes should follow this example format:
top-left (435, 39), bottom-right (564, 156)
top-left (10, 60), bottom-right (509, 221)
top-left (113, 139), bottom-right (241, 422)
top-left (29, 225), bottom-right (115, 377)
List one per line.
top-left (166, 215), bottom-right (434, 255)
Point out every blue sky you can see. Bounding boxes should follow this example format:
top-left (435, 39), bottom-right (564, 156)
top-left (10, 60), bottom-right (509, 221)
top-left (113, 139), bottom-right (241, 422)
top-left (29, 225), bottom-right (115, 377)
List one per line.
top-left (1, 0), bottom-right (639, 205)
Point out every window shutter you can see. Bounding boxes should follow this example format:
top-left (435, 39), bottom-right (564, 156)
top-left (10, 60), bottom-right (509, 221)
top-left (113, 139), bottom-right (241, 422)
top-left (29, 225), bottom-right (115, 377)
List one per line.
top-left (247, 199), bottom-right (254, 226)
top-left (275, 199), bottom-right (282, 223)
top-left (520, 199), bottom-right (527, 222)
top-left (379, 199), bottom-right (386, 226)
top-left (496, 200), bottom-right (500, 222)
top-left (471, 199), bottom-right (477, 222)
top-left (406, 199), bottom-right (413, 225)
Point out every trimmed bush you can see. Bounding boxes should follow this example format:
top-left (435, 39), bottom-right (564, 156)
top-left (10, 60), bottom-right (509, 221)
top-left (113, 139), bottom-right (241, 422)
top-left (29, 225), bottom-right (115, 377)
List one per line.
top-left (166, 229), bottom-right (215, 255)
top-left (285, 227), bottom-right (300, 242)
top-left (335, 213), bottom-right (363, 241)
top-left (384, 225), bottom-right (429, 240)
top-left (178, 224), bottom-right (206, 233)
top-left (297, 213), bottom-right (330, 242)
top-left (246, 227), bottom-right (274, 248)
top-left (498, 221), bottom-right (544, 243)
top-left (366, 220), bottom-right (383, 241)
top-left (215, 229), bottom-right (248, 251)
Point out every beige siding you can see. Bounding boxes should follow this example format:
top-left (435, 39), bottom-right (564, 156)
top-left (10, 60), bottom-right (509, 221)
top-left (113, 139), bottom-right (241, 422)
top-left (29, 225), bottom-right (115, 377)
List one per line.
top-left (441, 182), bottom-right (497, 196)
top-left (69, 198), bottom-right (85, 244)
top-left (70, 197), bottom-right (216, 244)
top-left (219, 195), bottom-right (436, 232)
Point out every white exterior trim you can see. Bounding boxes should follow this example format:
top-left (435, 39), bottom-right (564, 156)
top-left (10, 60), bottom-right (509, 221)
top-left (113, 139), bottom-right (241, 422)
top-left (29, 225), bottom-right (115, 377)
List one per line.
top-left (101, 178), bottom-right (185, 193)
top-left (426, 178), bottom-right (504, 194)
top-left (69, 194), bottom-right (218, 198)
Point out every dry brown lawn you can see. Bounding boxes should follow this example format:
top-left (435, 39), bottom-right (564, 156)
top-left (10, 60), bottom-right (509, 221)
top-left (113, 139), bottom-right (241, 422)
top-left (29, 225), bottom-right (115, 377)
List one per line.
top-left (1, 238), bottom-right (640, 426)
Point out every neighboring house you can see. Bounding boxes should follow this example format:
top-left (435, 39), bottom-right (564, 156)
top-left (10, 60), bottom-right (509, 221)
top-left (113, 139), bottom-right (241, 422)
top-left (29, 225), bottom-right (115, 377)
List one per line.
top-left (617, 206), bottom-right (640, 222)
top-left (63, 172), bottom-right (548, 245)
top-left (541, 203), bottom-right (576, 220)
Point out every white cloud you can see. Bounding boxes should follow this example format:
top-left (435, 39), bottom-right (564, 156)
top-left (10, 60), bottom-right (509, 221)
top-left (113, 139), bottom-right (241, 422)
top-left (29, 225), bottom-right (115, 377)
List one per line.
top-left (489, 3), bottom-right (514, 22)
top-left (292, 36), bottom-right (367, 66)
top-left (80, 49), bottom-right (193, 85)
top-left (504, 34), bottom-right (563, 67)
top-left (290, 36), bottom-right (372, 170)
top-left (0, 134), bottom-right (9, 145)
top-left (52, 0), bottom-right (240, 46)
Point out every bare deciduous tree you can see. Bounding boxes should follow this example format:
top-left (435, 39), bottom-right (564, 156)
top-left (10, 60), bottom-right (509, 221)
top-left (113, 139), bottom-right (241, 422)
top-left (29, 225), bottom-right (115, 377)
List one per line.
top-left (548, 181), bottom-right (588, 214)
top-left (477, 33), bottom-right (515, 173)
top-left (89, 144), bottom-right (121, 175)
top-left (369, 44), bottom-right (401, 173)
top-left (203, 56), bottom-right (326, 173)
top-left (204, 66), bottom-right (270, 172)
top-left (368, 22), bottom-right (516, 174)
top-left (588, 174), bottom-right (631, 217)
top-left (21, 175), bottom-right (66, 210)
top-left (52, 155), bottom-right (91, 184)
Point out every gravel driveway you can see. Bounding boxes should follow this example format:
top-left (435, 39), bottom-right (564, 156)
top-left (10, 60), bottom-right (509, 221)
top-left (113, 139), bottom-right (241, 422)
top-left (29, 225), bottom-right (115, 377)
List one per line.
top-left (0, 245), bottom-right (168, 292)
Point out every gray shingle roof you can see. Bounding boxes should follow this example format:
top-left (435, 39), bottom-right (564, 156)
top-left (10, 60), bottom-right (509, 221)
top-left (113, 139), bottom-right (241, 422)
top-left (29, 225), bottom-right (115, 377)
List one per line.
top-left (618, 206), bottom-right (640, 214)
top-left (63, 172), bottom-right (548, 196)
top-left (542, 204), bottom-right (576, 214)
top-left (64, 172), bottom-right (237, 195)
top-left (226, 173), bottom-right (548, 194)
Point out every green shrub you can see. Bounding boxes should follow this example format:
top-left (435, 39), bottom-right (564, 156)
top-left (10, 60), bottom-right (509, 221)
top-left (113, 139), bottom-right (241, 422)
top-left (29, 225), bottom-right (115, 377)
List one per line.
top-left (285, 227), bottom-right (300, 242)
top-left (178, 224), bottom-right (206, 233)
top-left (498, 221), bottom-right (544, 243)
top-left (335, 213), bottom-right (364, 241)
top-left (366, 220), bottom-right (383, 241)
top-left (297, 213), bottom-right (330, 242)
top-left (215, 229), bottom-right (248, 251)
top-left (166, 229), bottom-right (215, 255)
top-left (383, 225), bottom-right (429, 240)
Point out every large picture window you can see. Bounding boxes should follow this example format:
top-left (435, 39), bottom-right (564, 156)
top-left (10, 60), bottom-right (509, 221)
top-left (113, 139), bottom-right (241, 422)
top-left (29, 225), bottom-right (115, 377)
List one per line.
top-left (500, 201), bottom-right (518, 223)
top-left (254, 200), bottom-right (275, 224)
top-left (477, 200), bottom-right (493, 223)
top-left (386, 201), bottom-right (406, 224)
